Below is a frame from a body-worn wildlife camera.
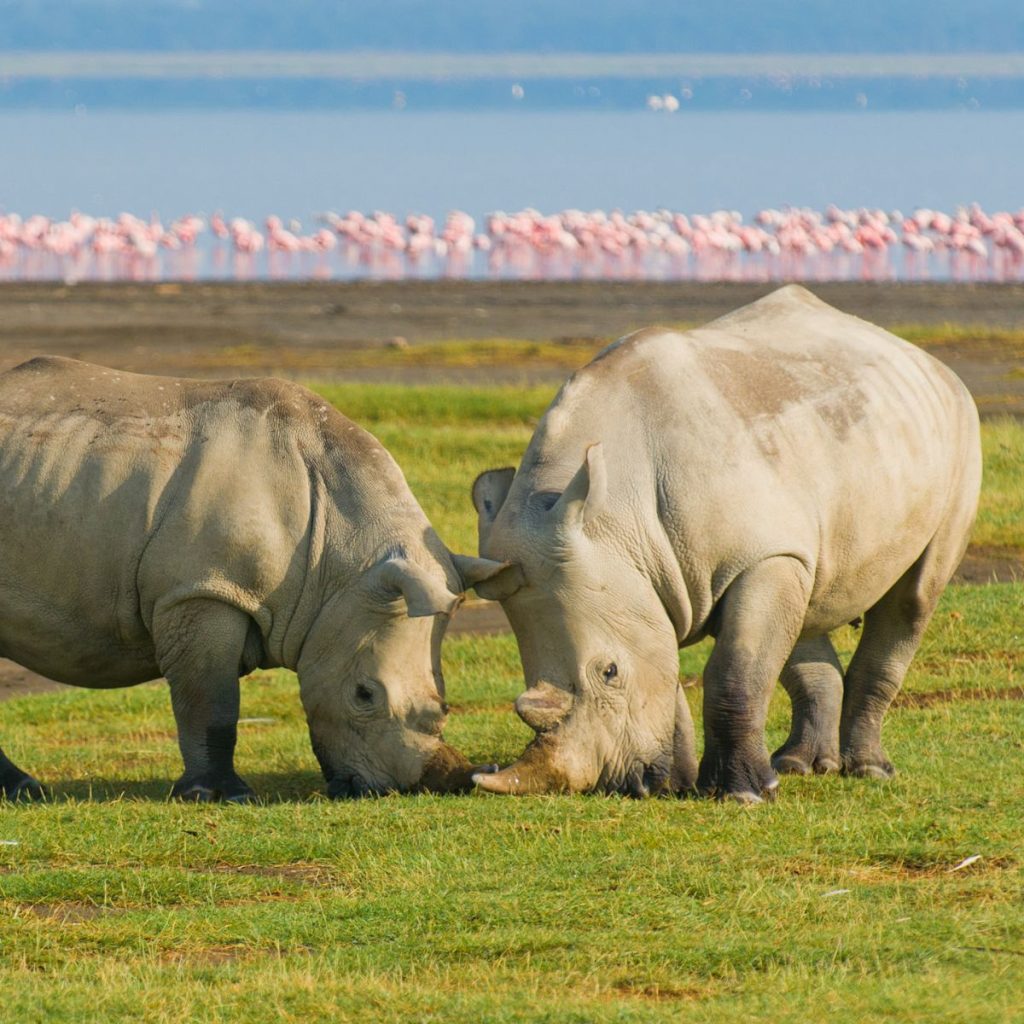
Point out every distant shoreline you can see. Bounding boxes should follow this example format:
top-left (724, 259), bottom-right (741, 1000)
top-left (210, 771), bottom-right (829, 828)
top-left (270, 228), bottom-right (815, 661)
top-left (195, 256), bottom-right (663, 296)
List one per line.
top-left (3, 51), bottom-right (1024, 80)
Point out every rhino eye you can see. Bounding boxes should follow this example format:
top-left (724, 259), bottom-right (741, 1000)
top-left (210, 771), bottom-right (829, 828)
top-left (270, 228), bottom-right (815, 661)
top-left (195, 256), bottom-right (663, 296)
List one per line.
top-left (354, 683), bottom-right (375, 706)
top-left (602, 663), bottom-right (619, 683)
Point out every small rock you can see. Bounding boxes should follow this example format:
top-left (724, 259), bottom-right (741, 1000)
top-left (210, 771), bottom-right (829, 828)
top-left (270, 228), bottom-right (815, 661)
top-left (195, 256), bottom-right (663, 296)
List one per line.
top-left (386, 336), bottom-right (409, 350)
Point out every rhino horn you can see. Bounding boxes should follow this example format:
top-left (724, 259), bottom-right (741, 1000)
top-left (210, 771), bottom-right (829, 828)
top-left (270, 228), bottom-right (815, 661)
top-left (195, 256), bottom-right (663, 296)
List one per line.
top-left (472, 740), bottom-right (568, 795)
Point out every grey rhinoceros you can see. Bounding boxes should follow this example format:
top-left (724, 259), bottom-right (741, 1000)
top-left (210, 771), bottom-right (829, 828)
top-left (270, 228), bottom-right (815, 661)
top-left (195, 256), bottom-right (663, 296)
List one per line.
top-left (469, 285), bottom-right (981, 802)
top-left (0, 356), bottom-right (502, 802)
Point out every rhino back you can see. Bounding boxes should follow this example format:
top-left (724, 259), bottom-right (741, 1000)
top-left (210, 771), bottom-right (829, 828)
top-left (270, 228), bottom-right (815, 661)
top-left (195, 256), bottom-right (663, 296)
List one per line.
top-left (0, 357), bottom-right (389, 684)
top-left (507, 286), bottom-right (980, 633)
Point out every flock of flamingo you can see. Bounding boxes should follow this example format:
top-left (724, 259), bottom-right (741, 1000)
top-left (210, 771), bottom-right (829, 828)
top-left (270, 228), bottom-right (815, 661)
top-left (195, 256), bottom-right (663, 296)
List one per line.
top-left (1, 203), bottom-right (1023, 282)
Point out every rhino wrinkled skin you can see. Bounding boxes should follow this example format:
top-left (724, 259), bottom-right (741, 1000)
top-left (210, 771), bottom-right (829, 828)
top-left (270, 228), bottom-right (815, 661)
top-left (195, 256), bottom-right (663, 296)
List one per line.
top-left (471, 286), bottom-right (982, 802)
top-left (0, 356), bottom-right (502, 802)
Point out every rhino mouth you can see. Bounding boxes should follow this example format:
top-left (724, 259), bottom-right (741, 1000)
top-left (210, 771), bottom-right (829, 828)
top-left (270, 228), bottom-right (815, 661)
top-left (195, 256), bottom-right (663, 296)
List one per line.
top-left (327, 772), bottom-right (389, 799)
top-left (323, 741), bottom-right (482, 798)
top-left (600, 758), bottom-right (673, 799)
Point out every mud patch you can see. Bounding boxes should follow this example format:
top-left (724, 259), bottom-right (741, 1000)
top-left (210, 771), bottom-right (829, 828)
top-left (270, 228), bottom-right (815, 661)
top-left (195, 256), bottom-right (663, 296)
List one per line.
top-left (14, 901), bottom-right (121, 923)
top-left (784, 854), bottom-right (1015, 883)
top-left (610, 981), bottom-right (711, 1002)
top-left (0, 661), bottom-right (68, 701)
top-left (867, 854), bottom-right (1016, 878)
top-left (208, 862), bottom-right (346, 886)
top-left (953, 547), bottom-right (1024, 584)
top-left (893, 685), bottom-right (1024, 709)
top-left (160, 944), bottom-right (250, 966)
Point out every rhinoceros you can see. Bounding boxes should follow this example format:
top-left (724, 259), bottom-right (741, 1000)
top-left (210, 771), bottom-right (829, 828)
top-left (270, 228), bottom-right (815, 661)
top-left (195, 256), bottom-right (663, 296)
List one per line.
top-left (469, 285), bottom-right (982, 802)
top-left (0, 356), bottom-right (502, 802)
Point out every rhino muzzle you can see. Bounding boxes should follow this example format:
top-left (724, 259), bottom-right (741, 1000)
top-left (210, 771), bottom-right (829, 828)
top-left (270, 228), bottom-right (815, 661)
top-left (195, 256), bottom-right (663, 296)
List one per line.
top-left (323, 740), bottom-right (479, 798)
top-left (416, 741), bottom-right (483, 794)
top-left (476, 683), bottom-right (697, 797)
top-left (327, 773), bottom-right (387, 799)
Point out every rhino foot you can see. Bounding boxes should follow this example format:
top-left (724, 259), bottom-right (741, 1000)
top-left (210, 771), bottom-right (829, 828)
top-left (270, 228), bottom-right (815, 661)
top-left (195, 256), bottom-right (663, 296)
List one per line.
top-left (725, 780), bottom-right (778, 805)
top-left (771, 743), bottom-right (840, 776)
top-left (1, 773), bottom-right (47, 802)
top-left (697, 751), bottom-right (779, 804)
top-left (172, 775), bottom-right (256, 804)
top-left (841, 754), bottom-right (896, 780)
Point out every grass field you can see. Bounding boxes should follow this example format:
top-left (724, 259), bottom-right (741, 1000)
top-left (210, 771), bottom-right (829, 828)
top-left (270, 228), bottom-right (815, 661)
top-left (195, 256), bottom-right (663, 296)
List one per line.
top-left (1, 382), bottom-right (1022, 1023)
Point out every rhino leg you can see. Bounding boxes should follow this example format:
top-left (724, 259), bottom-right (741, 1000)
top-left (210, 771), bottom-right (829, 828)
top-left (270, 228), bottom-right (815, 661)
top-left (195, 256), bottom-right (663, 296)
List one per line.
top-left (698, 557), bottom-right (811, 803)
top-left (154, 598), bottom-right (256, 803)
top-left (772, 636), bottom-right (842, 775)
top-left (840, 545), bottom-right (951, 779)
top-left (0, 746), bottom-right (46, 801)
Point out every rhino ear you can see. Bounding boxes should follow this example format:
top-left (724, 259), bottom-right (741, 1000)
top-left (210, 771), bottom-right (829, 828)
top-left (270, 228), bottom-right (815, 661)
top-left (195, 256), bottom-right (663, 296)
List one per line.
top-left (374, 557), bottom-right (462, 618)
top-left (550, 443), bottom-right (607, 532)
top-left (472, 467), bottom-right (515, 547)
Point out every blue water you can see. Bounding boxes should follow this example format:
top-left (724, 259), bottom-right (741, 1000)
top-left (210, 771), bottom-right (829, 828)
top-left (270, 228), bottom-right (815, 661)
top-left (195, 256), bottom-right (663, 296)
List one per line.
top-left (6, 108), bottom-right (1022, 219)
top-left (3, 108), bottom-right (1022, 282)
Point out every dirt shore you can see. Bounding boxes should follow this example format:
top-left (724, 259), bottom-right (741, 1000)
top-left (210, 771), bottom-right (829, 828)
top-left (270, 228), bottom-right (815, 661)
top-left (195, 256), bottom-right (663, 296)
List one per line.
top-left (0, 280), bottom-right (1020, 702)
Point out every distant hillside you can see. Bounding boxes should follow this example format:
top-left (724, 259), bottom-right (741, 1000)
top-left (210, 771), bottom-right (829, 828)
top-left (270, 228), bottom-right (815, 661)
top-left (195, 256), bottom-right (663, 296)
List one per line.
top-left (1, 0), bottom-right (1022, 54)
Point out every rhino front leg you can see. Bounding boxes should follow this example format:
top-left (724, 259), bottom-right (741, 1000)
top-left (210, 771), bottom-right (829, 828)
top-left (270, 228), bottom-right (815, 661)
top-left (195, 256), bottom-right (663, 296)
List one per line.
top-left (772, 635), bottom-right (842, 775)
top-left (0, 746), bottom-right (46, 801)
top-left (154, 598), bottom-right (256, 803)
top-left (698, 557), bottom-right (811, 803)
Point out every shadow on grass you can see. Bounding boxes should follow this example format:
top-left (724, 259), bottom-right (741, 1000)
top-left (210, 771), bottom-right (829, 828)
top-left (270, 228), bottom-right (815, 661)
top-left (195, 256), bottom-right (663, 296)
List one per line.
top-left (35, 769), bottom-right (328, 805)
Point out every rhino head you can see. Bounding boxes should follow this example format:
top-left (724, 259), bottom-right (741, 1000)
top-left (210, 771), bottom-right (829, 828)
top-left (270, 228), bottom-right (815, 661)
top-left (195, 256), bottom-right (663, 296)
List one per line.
top-left (468, 445), bottom-right (698, 797)
top-left (296, 549), bottom-right (507, 797)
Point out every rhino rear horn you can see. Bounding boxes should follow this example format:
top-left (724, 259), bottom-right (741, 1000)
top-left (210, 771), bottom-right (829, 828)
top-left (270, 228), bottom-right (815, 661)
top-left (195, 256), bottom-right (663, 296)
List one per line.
top-left (375, 557), bottom-right (461, 618)
top-left (550, 443), bottom-right (607, 532)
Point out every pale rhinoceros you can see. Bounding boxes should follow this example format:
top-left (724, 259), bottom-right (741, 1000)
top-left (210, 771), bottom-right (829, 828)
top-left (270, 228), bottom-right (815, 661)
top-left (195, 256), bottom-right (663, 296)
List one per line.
top-left (0, 356), bottom-right (501, 802)
top-left (469, 285), bottom-right (982, 802)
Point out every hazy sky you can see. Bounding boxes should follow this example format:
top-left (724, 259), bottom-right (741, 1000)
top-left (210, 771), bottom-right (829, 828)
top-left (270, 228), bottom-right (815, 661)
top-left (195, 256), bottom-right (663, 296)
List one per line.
top-left (1, 1), bottom-right (1022, 54)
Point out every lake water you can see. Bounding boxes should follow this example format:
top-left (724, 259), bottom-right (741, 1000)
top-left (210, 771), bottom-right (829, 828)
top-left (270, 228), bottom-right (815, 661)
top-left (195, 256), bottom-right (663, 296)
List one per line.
top-left (4, 109), bottom-right (1024, 281)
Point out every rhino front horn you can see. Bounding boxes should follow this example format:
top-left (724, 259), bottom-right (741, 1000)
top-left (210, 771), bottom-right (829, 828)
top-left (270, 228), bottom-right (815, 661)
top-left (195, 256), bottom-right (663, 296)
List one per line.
top-left (472, 742), bottom-right (567, 795)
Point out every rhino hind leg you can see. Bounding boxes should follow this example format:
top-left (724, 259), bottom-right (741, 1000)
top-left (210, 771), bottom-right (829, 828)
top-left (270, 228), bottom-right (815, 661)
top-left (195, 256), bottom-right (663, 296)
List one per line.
top-left (0, 746), bottom-right (46, 801)
top-left (154, 598), bottom-right (257, 804)
top-left (772, 635), bottom-right (843, 775)
top-left (840, 536), bottom-right (962, 779)
top-left (698, 556), bottom-right (812, 803)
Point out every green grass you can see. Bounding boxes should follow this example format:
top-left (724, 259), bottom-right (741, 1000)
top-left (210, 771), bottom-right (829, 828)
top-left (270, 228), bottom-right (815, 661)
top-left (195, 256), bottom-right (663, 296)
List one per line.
top-left (1, 381), bottom-right (1022, 1022)
top-left (893, 322), bottom-right (1024, 356)
top-left (1, 584), bottom-right (1022, 1022)
top-left (975, 416), bottom-right (1024, 551)
top-left (198, 321), bottom-right (1024, 379)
